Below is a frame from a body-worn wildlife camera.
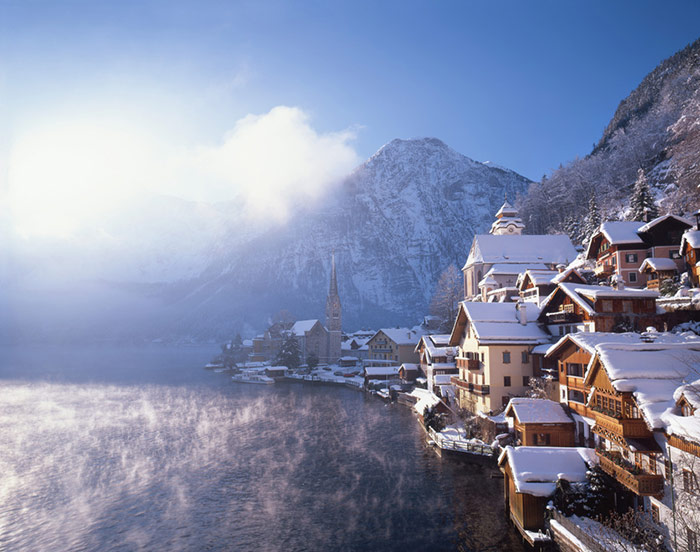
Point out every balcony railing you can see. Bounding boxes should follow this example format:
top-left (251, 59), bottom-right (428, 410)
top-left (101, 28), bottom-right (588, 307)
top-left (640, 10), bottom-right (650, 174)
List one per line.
top-left (594, 263), bottom-right (614, 276)
top-left (545, 311), bottom-right (579, 324)
top-left (596, 451), bottom-right (664, 497)
top-left (593, 410), bottom-right (652, 439)
top-left (450, 376), bottom-right (489, 395)
top-left (456, 357), bottom-right (481, 370)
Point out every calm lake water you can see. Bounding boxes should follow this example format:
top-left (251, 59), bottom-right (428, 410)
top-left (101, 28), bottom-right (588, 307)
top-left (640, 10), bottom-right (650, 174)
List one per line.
top-left (0, 346), bottom-right (526, 551)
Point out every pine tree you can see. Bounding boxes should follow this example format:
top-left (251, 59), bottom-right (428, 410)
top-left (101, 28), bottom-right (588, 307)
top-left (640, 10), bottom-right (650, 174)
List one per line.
top-left (582, 192), bottom-right (602, 245)
top-left (628, 168), bottom-right (659, 222)
top-left (276, 333), bottom-right (301, 370)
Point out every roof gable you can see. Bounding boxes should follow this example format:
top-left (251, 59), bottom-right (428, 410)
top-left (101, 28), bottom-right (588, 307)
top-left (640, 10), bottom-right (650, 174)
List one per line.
top-left (464, 234), bottom-right (577, 268)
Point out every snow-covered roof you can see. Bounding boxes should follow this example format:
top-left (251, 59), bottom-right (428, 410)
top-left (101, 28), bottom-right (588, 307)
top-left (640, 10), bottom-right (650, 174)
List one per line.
top-left (373, 327), bottom-right (426, 346)
top-left (550, 267), bottom-right (584, 285)
top-left (498, 446), bottom-right (597, 497)
top-left (599, 221), bottom-right (645, 245)
top-left (495, 200), bottom-right (518, 218)
top-left (364, 366), bottom-right (400, 377)
top-left (291, 319), bottom-right (321, 336)
top-left (400, 363), bottom-right (420, 371)
top-left (505, 398), bottom-right (573, 425)
top-left (409, 388), bottom-right (442, 415)
top-left (434, 374), bottom-right (454, 385)
top-left (592, 342), bottom-right (700, 431)
top-left (540, 282), bottom-right (659, 318)
top-left (639, 257), bottom-right (679, 273)
top-left (637, 214), bottom-right (692, 234)
top-left (487, 263), bottom-right (548, 276)
top-left (415, 334), bottom-right (458, 359)
top-left (464, 234), bottom-right (578, 269)
top-left (680, 229), bottom-right (700, 252)
top-left (460, 301), bottom-right (549, 345)
top-left (478, 275), bottom-right (498, 287)
top-left (545, 331), bottom-right (697, 358)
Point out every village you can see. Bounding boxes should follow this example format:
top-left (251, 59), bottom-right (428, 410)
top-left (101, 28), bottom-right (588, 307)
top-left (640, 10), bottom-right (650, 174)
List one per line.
top-left (206, 199), bottom-right (700, 552)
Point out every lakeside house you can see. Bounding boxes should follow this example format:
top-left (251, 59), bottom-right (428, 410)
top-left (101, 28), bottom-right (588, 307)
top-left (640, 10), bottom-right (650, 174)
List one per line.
top-left (498, 446), bottom-right (597, 546)
top-left (504, 398), bottom-right (574, 447)
top-left (449, 301), bottom-right (550, 414)
top-left (414, 334), bottom-right (457, 394)
top-left (680, 214), bottom-right (700, 286)
top-left (366, 327), bottom-right (425, 367)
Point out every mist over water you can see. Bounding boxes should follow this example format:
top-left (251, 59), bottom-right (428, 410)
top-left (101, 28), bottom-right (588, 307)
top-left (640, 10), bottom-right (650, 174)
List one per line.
top-left (0, 346), bottom-right (525, 551)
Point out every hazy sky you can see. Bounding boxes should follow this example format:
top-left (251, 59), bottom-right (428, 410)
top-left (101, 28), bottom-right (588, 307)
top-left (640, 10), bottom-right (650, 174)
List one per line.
top-left (2, 0), bottom-right (700, 237)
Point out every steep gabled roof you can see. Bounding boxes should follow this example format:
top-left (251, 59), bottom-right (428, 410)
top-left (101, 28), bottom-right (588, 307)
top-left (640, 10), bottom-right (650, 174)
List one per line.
top-left (585, 221), bottom-right (646, 258)
top-left (291, 319), bottom-right (323, 336)
top-left (372, 327), bottom-right (426, 346)
top-left (639, 257), bottom-right (679, 273)
top-left (637, 213), bottom-right (692, 234)
top-left (538, 283), bottom-right (659, 319)
top-left (680, 228), bottom-right (700, 253)
top-left (452, 301), bottom-right (549, 346)
top-left (464, 234), bottom-right (577, 269)
top-left (505, 398), bottom-right (573, 425)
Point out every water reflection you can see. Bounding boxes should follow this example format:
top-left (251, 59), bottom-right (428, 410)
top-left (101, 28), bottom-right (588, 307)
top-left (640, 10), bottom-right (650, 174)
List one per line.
top-left (0, 347), bottom-right (525, 551)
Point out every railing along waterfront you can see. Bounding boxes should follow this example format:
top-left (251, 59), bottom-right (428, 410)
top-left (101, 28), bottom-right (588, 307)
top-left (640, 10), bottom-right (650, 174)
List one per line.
top-left (428, 427), bottom-right (494, 457)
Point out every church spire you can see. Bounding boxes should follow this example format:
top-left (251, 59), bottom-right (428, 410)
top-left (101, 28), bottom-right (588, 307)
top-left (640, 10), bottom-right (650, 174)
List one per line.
top-left (329, 251), bottom-right (338, 296)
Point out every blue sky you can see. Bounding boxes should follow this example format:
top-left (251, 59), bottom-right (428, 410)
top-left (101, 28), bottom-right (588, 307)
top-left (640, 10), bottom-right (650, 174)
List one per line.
top-left (2, 0), bottom-right (699, 185)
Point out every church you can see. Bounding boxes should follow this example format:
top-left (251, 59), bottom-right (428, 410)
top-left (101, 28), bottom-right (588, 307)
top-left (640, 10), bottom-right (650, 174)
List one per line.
top-left (462, 200), bottom-right (578, 302)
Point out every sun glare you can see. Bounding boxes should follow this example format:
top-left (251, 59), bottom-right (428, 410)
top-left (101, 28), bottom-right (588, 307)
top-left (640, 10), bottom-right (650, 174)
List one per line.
top-left (8, 120), bottom-right (157, 238)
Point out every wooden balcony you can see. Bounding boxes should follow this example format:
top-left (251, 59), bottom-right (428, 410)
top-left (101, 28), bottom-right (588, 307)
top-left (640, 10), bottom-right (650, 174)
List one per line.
top-left (450, 376), bottom-right (489, 395)
top-left (545, 311), bottom-right (580, 324)
top-left (597, 451), bottom-right (664, 497)
top-left (594, 263), bottom-right (614, 277)
top-left (456, 357), bottom-right (481, 370)
top-left (594, 411), bottom-right (652, 439)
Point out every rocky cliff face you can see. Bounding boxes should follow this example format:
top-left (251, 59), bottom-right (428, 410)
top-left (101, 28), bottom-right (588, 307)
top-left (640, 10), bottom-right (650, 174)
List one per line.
top-left (160, 137), bottom-right (532, 338)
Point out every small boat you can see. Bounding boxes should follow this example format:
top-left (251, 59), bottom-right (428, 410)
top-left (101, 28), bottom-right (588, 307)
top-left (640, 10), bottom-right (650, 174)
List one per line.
top-left (231, 374), bottom-right (275, 385)
top-left (204, 363), bottom-right (224, 370)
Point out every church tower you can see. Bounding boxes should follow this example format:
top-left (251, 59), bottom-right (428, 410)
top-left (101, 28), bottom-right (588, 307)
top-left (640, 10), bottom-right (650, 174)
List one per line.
top-left (325, 252), bottom-right (342, 363)
top-left (490, 195), bottom-right (525, 235)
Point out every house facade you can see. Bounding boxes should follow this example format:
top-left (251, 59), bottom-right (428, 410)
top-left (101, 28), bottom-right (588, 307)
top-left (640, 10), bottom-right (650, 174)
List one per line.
top-left (449, 301), bottom-right (550, 414)
top-left (414, 334), bottom-right (457, 394)
top-left (366, 328), bottom-right (424, 367)
top-left (586, 215), bottom-right (691, 288)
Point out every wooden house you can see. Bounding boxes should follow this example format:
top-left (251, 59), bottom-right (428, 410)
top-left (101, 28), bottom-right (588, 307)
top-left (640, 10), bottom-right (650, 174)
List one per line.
top-left (586, 215), bottom-right (691, 288)
top-left (504, 398), bottom-right (574, 447)
top-left (516, 267), bottom-right (586, 305)
top-left (582, 343), bottom-right (700, 500)
top-left (499, 446), bottom-right (596, 546)
top-left (680, 219), bottom-right (700, 286)
top-left (638, 257), bottom-right (679, 290)
top-left (537, 282), bottom-right (659, 336)
top-left (398, 363), bottom-right (420, 382)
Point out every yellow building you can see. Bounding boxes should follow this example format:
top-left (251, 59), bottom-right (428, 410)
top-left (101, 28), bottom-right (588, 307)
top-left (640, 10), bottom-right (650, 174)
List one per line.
top-left (449, 301), bottom-right (549, 414)
top-left (366, 328), bottom-right (424, 367)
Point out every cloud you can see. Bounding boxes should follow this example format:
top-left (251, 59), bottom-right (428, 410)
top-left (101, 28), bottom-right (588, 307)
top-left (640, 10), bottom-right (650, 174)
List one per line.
top-left (6, 106), bottom-right (360, 237)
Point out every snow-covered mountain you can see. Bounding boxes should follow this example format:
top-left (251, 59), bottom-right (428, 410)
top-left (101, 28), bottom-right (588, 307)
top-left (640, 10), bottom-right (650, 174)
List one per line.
top-left (157, 137), bottom-right (532, 338)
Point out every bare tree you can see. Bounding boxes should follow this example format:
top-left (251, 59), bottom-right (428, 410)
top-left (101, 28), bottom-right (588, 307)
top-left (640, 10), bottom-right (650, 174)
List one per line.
top-left (429, 264), bottom-right (463, 332)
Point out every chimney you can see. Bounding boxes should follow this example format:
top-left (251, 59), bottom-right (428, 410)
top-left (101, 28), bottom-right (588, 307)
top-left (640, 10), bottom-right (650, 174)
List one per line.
top-left (694, 209), bottom-right (700, 231)
top-left (612, 274), bottom-right (625, 290)
top-left (556, 263), bottom-right (566, 274)
top-left (516, 301), bottom-right (527, 325)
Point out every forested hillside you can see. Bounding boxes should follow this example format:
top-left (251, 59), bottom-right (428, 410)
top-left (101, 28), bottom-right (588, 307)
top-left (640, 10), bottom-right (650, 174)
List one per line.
top-left (520, 38), bottom-right (700, 243)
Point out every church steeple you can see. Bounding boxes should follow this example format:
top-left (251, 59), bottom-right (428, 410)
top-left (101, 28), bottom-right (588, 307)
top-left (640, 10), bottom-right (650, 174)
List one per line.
top-left (490, 197), bottom-right (525, 235)
top-left (329, 252), bottom-right (338, 296)
top-left (325, 252), bottom-right (342, 363)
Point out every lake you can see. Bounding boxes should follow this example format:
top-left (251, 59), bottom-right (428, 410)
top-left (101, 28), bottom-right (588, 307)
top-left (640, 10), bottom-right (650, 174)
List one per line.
top-left (0, 345), bottom-right (526, 551)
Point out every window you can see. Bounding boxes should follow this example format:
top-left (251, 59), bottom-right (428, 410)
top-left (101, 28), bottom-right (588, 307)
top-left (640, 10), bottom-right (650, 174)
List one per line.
top-left (601, 300), bottom-right (613, 312)
top-left (622, 300), bottom-right (633, 313)
top-left (665, 459), bottom-right (672, 480)
top-left (625, 253), bottom-right (638, 263)
top-left (670, 251), bottom-right (681, 259)
top-left (566, 363), bottom-right (584, 377)
top-left (521, 351), bottom-right (529, 364)
top-left (651, 503), bottom-right (659, 524)
top-left (504, 376), bottom-right (511, 387)
top-left (481, 352), bottom-right (484, 362)
top-left (523, 376), bottom-right (530, 387)
top-left (628, 272), bottom-right (638, 283)
top-left (503, 352), bottom-right (511, 364)
top-left (533, 433), bottom-right (551, 446)
top-left (568, 389), bottom-right (585, 404)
